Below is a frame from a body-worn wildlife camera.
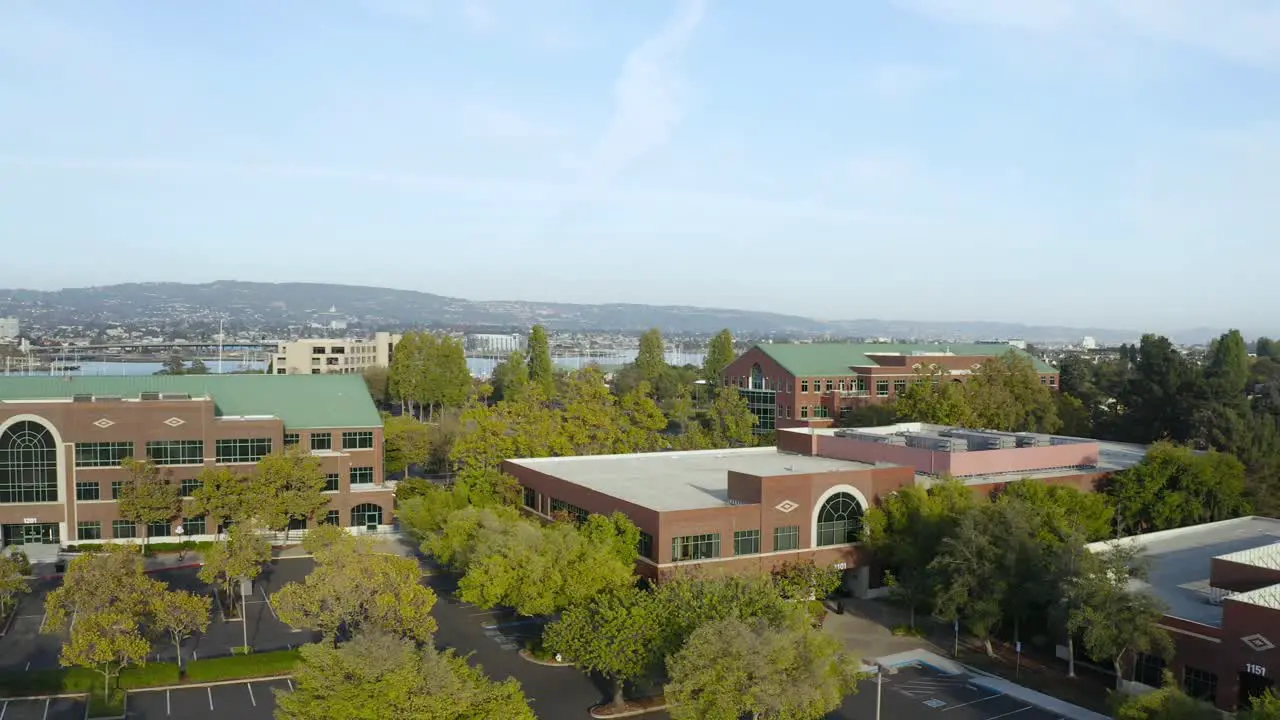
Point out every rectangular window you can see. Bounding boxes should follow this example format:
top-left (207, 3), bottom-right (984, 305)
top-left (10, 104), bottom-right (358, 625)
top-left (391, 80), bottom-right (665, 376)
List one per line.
top-left (183, 516), bottom-right (206, 536)
top-left (1133, 652), bottom-right (1165, 687)
top-left (786, 381), bottom-right (792, 393)
top-left (112, 520), bottom-right (136, 539)
top-left (671, 533), bottom-right (720, 561)
top-left (111, 481), bottom-right (124, 500)
top-left (1183, 666), bottom-right (1217, 700)
top-left (74, 441), bottom-right (133, 468)
top-left (284, 433), bottom-right (299, 446)
top-left (800, 379), bottom-right (809, 393)
top-left (825, 380), bottom-right (833, 392)
top-left (876, 380), bottom-right (890, 397)
top-left (350, 467), bottom-right (374, 486)
top-left (77, 521), bottom-right (102, 541)
top-left (800, 406), bottom-right (809, 419)
top-left (75, 481), bottom-right (101, 501)
top-left (894, 379), bottom-right (907, 395)
top-left (837, 380), bottom-right (845, 391)
top-left (774, 525), bottom-right (800, 551)
top-left (638, 531), bottom-right (654, 560)
top-left (550, 498), bottom-right (589, 523)
top-left (322, 510), bottom-right (340, 526)
top-left (342, 431), bottom-right (375, 450)
top-left (215, 438), bottom-right (272, 464)
top-left (180, 478), bottom-right (202, 497)
top-left (733, 529), bottom-right (761, 555)
top-left (310, 433), bottom-right (332, 451)
top-left (1049, 376), bottom-right (1058, 387)
top-left (324, 473), bottom-right (340, 492)
top-left (522, 487), bottom-right (537, 509)
top-left (146, 440), bottom-right (204, 466)
top-left (147, 520), bottom-right (172, 538)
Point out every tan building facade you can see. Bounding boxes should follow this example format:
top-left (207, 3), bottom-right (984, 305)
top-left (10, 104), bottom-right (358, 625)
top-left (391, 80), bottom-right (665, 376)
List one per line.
top-left (271, 332), bottom-right (401, 375)
top-left (0, 375), bottom-right (393, 550)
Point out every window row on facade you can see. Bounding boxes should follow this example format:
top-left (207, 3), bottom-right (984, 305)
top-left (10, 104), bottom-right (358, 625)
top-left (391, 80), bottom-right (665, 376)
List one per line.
top-left (1133, 652), bottom-right (1217, 702)
top-left (70, 467), bottom-right (375, 502)
top-left (64, 504), bottom-right (387, 542)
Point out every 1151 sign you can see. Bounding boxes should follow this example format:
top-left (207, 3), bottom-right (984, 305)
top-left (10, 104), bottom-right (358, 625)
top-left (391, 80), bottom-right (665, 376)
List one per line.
top-left (1246, 663), bottom-right (1267, 677)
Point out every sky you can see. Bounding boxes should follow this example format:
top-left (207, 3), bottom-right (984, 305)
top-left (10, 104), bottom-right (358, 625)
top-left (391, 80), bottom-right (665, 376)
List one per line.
top-left (1, 1), bottom-right (1277, 334)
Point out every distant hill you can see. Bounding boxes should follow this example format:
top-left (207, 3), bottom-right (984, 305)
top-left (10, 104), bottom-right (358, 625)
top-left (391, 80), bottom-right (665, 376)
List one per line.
top-left (0, 281), bottom-right (1205, 342)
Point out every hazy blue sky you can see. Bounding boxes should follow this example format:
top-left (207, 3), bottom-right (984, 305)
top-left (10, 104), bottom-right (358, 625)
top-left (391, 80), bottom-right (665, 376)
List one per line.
top-left (1, 1), bottom-right (1276, 333)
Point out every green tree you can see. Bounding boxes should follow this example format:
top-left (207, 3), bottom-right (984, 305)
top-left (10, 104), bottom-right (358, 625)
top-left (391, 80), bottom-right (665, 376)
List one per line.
top-left (422, 334), bottom-right (472, 419)
top-left (117, 458), bottom-right (182, 548)
top-left (0, 553), bottom-right (30, 620)
top-left (1116, 334), bottom-right (1202, 444)
top-left (651, 574), bottom-right (797, 662)
top-left (388, 332), bottom-right (423, 417)
top-left (43, 545), bottom-right (154, 632)
top-left (188, 358), bottom-right (209, 375)
top-left (995, 479), bottom-right (1114, 542)
top-left (384, 413), bottom-right (432, 480)
top-left (159, 354), bottom-right (186, 375)
top-left (702, 329), bottom-right (735, 384)
top-left (1204, 329), bottom-right (1251, 403)
top-left (965, 352), bottom-right (1061, 432)
top-left (665, 615), bottom-right (861, 720)
top-left (1105, 441), bottom-right (1249, 534)
top-left (1240, 690), bottom-right (1280, 720)
top-left (59, 609), bottom-right (150, 702)
top-left (1111, 671), bottom-right (1218, 719)
top-left (544, 586), bottom-right (661, 711)
top-left (895, 371), bottom-right (975, 426)
top-left (362, 366), bottom-right (391, 405)
top-left (276, 631), bottom-right (535, 720)
top-left (704, 384), bottom-right (757, 446)
top-left (930, 505), bottom-right (1012, 656)
top-left (864, 480), bottom-right (975, 628)
top-left (527, 324), bottom-right (555, 397)
top-left (1078, 547), bottom-right (1172, 689)
top-left (199, 520), bottom-right (271, 622)
top-left (489, 351), bottom-right (530, 402)
top-left (636, 328), bottom-right (666, 384)
top-left (190, 466), bottom-right (254, 535)
top-left (771, 559), bottom-right (842, 601)
top-left (150, 589), bottom-right (210, 671)
top-left (273, 533), bottom-right (438, 644)
top-left (253, 446), bottom-right (330, 534)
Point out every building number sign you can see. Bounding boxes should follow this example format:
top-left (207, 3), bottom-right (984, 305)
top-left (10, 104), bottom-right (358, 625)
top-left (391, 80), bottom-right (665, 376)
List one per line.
top-left (1246, 664), bottom-right (1267, 677)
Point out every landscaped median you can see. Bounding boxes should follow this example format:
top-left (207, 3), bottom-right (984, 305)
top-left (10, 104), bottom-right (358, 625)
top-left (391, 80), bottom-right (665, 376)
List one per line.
top-left (0, 649), bottom-right (301, 718)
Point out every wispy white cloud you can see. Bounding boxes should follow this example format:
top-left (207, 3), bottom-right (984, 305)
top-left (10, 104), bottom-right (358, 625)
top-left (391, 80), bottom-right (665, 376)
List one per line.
top-left (581, 0), bottom-right (708, 186)
top-left (897, 0), bottom-right (1280, 67)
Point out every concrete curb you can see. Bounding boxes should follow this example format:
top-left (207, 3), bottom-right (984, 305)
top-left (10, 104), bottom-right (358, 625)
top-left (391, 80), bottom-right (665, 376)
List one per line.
top-left (126, 674), bottom-right (294, 693)
top-left (516, 648), bottom-right (574, 668)
top-left (588, 700), bottom-right (669, 718)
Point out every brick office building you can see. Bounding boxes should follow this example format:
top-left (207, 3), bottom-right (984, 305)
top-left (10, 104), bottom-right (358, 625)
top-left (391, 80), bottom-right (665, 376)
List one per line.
top-left (1096, 516), bottom-right (1280, 713)
top-left (722, 343), bottom-right (1059, 434)
top-left (0, 375), bottom-right (392, 553)
top-left (502, 423), bottom-right (1142, 588)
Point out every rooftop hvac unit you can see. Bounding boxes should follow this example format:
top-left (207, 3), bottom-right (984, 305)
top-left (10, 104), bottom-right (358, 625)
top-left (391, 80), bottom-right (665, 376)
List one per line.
top-left (1049, 436), bottom-right (1084, 446)
top-left (1015, 434), bottom-right (1044, 448)
top-left (903, 433), bottom-right (957, 452)
top-left (945, 430), bottom-right (1014, 451)
top-left (73, 394), bottom-right (93, 403)
top-left (140, 392), bottom-right (161, 401)
top-left (160, 393), bottom-right (191, 400)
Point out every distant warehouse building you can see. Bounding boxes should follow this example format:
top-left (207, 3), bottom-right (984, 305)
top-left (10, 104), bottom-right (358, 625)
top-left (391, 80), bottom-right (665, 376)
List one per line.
top-left (271, 332), bottom-right (401, 375)
top-left (722, 343), bottom-right (1059, 434)
top-left (502, 423), bottom-right (1143, 589)
top-left (0, 375), bottom-right (393, 553)
top-left (0, 318), bottom-right (18, 341)
top-left (1096, 516), bottom-right (1280, 713)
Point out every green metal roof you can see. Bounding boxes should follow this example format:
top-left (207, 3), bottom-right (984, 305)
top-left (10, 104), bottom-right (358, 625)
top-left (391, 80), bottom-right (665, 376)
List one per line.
top-left (0, 374), bottom-right (381, 429)
top-left (754, 343), bottom-right (1057, 376)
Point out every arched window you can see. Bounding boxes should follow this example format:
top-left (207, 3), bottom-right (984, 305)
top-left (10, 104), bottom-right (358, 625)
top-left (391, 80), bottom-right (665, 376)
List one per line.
top-left (750, 363), bottom-right (765, 390)
top-left (0, 421), bottom-right (58, 504)
top-left (816, 492), bottom-right (863, 546)
top-left (350, 503), bottom-right (383, 528)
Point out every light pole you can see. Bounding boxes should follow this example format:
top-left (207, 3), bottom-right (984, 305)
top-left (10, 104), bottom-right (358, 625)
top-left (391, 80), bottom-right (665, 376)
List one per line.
top-left (875, 663), bottom-right (898, 720)
top-left (174, 524), bottom-right (185, 561)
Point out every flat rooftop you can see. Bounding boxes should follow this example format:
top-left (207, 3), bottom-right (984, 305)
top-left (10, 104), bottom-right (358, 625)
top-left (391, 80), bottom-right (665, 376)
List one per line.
top-left (507, 447), bottom-right (877, 512)
top-left (1089, 516), bottom-right (1280, 627)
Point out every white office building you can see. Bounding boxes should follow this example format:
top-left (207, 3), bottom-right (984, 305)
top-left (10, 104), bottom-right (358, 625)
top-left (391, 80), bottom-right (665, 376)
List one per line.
top-left (0, 318), bottom-right (18, 341)
top-left (271, 332), bottom-right (401, 375)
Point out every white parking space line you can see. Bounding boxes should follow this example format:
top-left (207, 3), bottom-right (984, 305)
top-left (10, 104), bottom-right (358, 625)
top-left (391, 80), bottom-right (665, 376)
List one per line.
top-left (207, 687), bottom-right (214, 711)
top-left (247, 683), bottom-right (256, 707)
top-left (260, 587), bottom-right (277, 620)
top-left (167, 690), bottom-right (171, 716)
top-left (0, 699), bottom-right (7, 720)
top-left (986, 707), bottom-right (1032, 719)
top-left (943, 694), bottom-right (1003, 711)
top-left (41, 698), bottom-right (48, 720)
top-left (287, 679), bottom-right (294, 691)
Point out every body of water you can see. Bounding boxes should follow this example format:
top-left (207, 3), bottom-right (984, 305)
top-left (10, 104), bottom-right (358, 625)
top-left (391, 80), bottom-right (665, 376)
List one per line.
top-left (467, 351), bottom-right (705, 378)
top-left (2, 360), bottom-right (269, 376)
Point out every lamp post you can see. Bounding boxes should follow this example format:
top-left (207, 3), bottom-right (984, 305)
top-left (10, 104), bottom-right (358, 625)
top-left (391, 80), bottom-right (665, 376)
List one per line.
top-left (174, 524), bottom-right (185, 561)
top-left (875, 663), bottom-right (898, 720)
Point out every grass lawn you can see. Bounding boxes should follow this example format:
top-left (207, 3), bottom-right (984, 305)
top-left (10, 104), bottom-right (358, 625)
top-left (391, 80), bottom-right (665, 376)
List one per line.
top-left (0, 649), bottom-right (301, 699)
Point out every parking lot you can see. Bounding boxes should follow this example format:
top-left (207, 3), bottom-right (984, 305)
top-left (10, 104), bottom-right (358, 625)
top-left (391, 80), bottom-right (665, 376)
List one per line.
top-left (0, 558), bottom-right (321, 672)
top-left (0, 697), bottom-right (87, 720)
top-left (844, 664), bottom-right (1073, 720)
top-left (126, 679), bottom-right (291, 719)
